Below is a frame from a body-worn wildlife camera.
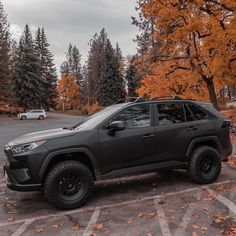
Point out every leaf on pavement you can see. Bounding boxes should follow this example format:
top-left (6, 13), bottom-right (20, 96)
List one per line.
top-left (36, 228), bottom-right (44, 233)
top-left (127, 219), bottom-right (133, 224)
top-left (191, 224), bottom-right (199, 229)
top-left (147, 212), bottom-right (155, 219)
top-left (7, 217), bottom-right (14, 222)
top-left (71, 224), bottom-right (80, 231)
top-left (201, 226), bottom-right (208, 231)
top-left (138, 213), bottom-right (145, 218)
top-left (93, 223), bottom-right (103, 230)
top-left (191, 232), bottom-right (198, 236)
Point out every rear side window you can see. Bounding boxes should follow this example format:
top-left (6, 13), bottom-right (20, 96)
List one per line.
top-left (108, 104), bottom-right (151, 129)
top-left (157, 103), bottom-right (185, 126)
top-left (187, 104), bottom-right (208, 120)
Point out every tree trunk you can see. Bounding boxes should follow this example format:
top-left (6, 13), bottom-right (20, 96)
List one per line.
top-left (203, 75), bottom-right (219, 110)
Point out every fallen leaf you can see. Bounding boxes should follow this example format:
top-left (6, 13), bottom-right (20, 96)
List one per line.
top-left (93, 223), bottom-right (103, 230)
top-left (127, 219), bottom-right (133, 224)
top-left (138, 213), bottom-right (144, 218)
top-left (203, 208), bottom-right (209, 214)
top-left (147, 212), bottom-right (155, 218)
top-left (52, 224), bottom-right (59, 229)
top-left (71, 224), bottom-right (80, 231)
top-left (36, 228), bottom-right (44, 233)
top-left (191, 224), bottom-right (199, 229)
top-left (201, 226), bottom-right (208, 231)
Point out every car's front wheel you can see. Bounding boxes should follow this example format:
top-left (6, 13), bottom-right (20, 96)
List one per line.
top-left (21, 115), bottom-right (26, 120)
top-left (188, 146), bottom-right (221, 184)
top-left (43, 161), bottom-right (94, 210)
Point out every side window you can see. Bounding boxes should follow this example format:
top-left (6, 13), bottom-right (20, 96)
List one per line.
top-left (157, 103), bottom-right (185, 126)
top-left (188, 104), bottom-right (208, 120)
top-left (108, 104), bottom-right (151, 129)
top-left (184, 104), bottom-right (195, 122)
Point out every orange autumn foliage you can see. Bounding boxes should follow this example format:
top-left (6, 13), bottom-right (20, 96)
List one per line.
top-left (56, 75), bottom-right (80, 110)
top-left (137, 0), bottom-right (236, 107)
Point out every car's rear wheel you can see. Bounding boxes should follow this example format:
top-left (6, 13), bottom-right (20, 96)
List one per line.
top-left (188, 146), bottom-right (221, 184)
top-left (39, 115), bottom-right (44, 120)
top-left (43, 161), bottom-right (94, 210)
top-left (21, 115), bottom-right (26, 120)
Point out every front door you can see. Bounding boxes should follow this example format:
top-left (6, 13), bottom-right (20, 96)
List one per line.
top-left (98, 104), bottom-right (156, 172)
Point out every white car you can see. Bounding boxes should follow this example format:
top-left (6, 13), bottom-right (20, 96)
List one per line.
top-left (17, 110), bottom-right (47, 120)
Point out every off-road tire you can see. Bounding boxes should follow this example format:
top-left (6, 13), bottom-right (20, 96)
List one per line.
top-left (43, 161), bottom-right (94, 210)
top-left (188, 146), bottom-right (221, 184)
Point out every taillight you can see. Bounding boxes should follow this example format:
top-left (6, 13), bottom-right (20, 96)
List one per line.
top-left (222, 119), bottom-right (231, 128)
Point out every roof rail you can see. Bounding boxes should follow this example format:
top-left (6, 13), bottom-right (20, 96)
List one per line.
top-left (151, 96), bottom-right (182, 100)
top-left (114, 97), bottom-right (145, 104)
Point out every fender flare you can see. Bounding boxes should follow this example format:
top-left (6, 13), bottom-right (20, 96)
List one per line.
top-left (186, 136), bottom-right (223, 158)
top-left (39, 148), bottom-right (99, 179)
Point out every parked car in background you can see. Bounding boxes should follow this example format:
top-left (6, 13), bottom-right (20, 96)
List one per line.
top-left (17, 110), bottom-right (47, 120)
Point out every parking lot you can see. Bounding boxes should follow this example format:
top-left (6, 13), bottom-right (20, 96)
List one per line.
top-left (1, 113), bottom-right (236, 236)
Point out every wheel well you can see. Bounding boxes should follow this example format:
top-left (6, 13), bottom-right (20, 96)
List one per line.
top-left (188, 140), bottom-right (221, 158)
top-left (42, 152), bottom-right (96, 182)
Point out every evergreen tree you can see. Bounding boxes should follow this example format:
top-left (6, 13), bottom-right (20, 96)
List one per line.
top-left (34, 27), bottom-right (57, 109)
top-left (86, 29), bottom-right (126, 106)
top-left (98, 39), bottom-right (126, 106)
top-left (132, 0), bottom-right (159, 61)
top-left (86, 29), bottom-right (107, 104)
top-left (60, 44), bottom-right (82, 85)
top-left (125, 57), bottom-right (140, 97)
top-left (0, 1), bottom-right (12, 102)
top-left (13, 24), bottom-right (45, 109)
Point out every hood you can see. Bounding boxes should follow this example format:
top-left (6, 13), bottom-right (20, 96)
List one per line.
top-left (8, 128), bottom-right (78, 146)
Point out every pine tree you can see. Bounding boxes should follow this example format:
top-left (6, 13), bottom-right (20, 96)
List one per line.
top-left (72, 46), bottom-right (82, 86)
top-left (0, 1), bottom-right (12, 102)
top-left (125, 57), bottom-right (140, 97)
top-left (132, 0), bottom-right (159, 61)
top-left (86, 29), bottom-right (107, 104)
top-left (34, 27), bottom-right (57, 109)
top-left (98, 39), bottom-right (126, 106)
top-left (13, 24), bottom-right (45, 109)
top-left (86, 29), bottom-right (126, 106)
top-left (60, 44), bottom-right (82, 85)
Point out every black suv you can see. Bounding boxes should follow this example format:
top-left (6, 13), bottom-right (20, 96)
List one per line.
top-left (3, 98), bottom-right (232, 209)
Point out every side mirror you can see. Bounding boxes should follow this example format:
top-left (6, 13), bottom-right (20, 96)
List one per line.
top-left (107, 121), bottom-right (125, 135)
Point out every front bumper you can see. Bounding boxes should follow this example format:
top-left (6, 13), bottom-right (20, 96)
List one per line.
top-left (3, 145), bottom-right (48, 192)
top-left (4, 164), bottom-right (41, 192)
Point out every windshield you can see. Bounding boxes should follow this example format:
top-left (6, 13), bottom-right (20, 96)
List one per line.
top-left (72, 104), bottom-right (126, 130)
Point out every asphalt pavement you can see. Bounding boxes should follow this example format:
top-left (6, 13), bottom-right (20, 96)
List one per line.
top-left (0, 113), bottom-right (236, 236)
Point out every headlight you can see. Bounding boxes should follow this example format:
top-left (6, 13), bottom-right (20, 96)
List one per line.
top-left (11, 140), bottom-right (46, 154)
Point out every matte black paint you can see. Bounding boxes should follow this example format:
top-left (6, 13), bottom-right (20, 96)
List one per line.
top-left (4, 100), bottom-right (232, 192)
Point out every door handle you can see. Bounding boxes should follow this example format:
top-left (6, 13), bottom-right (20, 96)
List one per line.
top-left (142, 134), bottom-right (155, 139)
top-left (187, 126), bottom-right (198, 131)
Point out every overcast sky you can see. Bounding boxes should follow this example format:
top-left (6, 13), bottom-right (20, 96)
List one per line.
top-left (2, 0), bottom-right (139, 70)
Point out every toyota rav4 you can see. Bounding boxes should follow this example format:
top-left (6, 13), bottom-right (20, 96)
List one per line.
top-left (3, 98), bottom-right (232, 209)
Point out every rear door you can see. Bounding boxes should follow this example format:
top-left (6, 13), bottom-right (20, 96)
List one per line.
top-left (154, 102), bottom-right (211, 163)
top-left (98, 103), bottom-right (157, 172)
